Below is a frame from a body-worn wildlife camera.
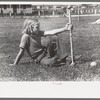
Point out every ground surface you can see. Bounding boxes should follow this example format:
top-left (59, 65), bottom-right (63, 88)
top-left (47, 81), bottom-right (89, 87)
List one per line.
top-left (0, 16), bottom-right (100, 81)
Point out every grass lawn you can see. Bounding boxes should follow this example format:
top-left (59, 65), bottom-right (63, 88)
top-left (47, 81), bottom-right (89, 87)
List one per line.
top-left (0, 16), bottom-right (100, 81)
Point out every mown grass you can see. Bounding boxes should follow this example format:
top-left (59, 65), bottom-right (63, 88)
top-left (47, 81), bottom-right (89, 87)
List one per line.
top-left (0, 16), bottom-right (100, 81)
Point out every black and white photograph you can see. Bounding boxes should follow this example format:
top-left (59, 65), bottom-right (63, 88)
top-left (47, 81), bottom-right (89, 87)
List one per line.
top-left (1, 1), bottom-right (100, 98)
top-left (0, 2), bottom-right (100, 81)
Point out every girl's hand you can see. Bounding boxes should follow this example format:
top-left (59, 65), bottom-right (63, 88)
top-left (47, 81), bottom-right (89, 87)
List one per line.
top-left (64, 23), bottom-right (73, 31)
top-left (34, 59), bottom-right (39, 64)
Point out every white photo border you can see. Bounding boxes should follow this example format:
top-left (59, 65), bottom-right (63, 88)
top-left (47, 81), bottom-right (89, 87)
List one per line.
top-left (0, 1), bottom-right (100, 98)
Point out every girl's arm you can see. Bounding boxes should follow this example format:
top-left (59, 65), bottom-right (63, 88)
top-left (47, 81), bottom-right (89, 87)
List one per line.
top-left (26, 48), bottom-right (33, 59)
top-left (13, 48), bottom-right (24, 65)
top-left (44, 23), bottom-right (72, 36)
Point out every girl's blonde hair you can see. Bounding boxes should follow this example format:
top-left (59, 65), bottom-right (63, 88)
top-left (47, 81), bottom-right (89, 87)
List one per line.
top-left (22, 17), bottom-right (38, 35)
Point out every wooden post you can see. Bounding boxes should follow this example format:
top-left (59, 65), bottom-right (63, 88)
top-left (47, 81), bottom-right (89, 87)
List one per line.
top-left (95, 9), bottom-right (97, 15)
top-left (9, 5), bottom-right (12, 17)
top-left (68, 6), bottom-right (75, 66)
top-left (78, 5), bottom-right (80, 21)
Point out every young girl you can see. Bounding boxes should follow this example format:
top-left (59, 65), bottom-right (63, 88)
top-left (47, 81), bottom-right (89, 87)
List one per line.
top-left (10, 18), bottom-right (72, 66)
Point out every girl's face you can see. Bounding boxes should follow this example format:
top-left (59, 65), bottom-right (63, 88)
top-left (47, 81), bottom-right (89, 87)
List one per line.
top-left (31, 22), bottom-right (40, 35)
